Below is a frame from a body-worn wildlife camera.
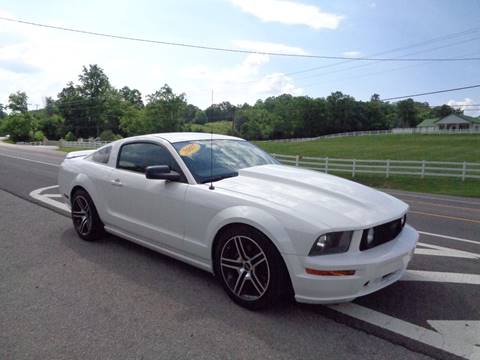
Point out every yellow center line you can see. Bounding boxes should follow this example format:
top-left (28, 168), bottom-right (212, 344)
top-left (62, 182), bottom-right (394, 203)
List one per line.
top-left (409, 210), bottom-right (480, 224)
top-left (407, 200), bottom-right (480, 213)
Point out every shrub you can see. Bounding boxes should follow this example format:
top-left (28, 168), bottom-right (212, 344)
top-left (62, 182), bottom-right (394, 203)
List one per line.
top-left (33, 130), bottom-right (45, 142)
top-left (64, 131), bottom-right (75, 141)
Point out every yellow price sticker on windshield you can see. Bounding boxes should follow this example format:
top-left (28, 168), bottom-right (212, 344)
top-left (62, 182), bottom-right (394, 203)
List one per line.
top-left (179, 143), bottom-right (201, 157)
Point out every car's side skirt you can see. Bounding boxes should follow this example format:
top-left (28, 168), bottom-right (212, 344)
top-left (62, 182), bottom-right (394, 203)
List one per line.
top-left (104, 225), bottom-right (213, 274)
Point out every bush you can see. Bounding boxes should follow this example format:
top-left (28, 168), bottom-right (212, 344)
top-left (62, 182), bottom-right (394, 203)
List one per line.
top-left (33, 130), bottom-right (45, 142)
top-left (64, 131), bottom-right (75, 141)
top-left (99, 129), bottom-right (117, 141)
top-left (1, 113), bottom-right (34, 142)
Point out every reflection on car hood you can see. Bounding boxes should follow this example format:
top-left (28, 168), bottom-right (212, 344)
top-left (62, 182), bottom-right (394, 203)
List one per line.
top-left (215, 164), bottom-right (408, 229)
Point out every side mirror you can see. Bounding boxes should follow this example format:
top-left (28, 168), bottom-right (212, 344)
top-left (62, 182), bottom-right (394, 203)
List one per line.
top-left (145, 165), bottom-right (181, 181)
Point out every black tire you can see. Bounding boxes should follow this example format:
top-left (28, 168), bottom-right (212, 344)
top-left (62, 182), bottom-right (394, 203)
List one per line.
top-left (71, 189), bottom-right (104, 241)
top-left (213, 225), bottom-right (291, 310)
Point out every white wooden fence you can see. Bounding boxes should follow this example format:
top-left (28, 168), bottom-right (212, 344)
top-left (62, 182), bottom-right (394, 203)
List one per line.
top-left (263, 127), bottom-right (480, 143)
top-left (59, 140), bottom-right (110, 148)
top-left (272, 154), bottom-right (480, 181)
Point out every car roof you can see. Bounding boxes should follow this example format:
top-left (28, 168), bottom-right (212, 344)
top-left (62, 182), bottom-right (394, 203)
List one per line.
top-left (148, 132), bottom-right (243, 143)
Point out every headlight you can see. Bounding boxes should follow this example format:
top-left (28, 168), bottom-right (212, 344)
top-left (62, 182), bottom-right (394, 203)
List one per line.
top-left (308, 231), bottom-right (353, 256)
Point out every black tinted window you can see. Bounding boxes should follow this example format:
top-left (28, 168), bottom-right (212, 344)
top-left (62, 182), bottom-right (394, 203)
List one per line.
top-left (91, 146), bottom-right (111, 164)
top-left (117, 142), bottom-right (179, 174)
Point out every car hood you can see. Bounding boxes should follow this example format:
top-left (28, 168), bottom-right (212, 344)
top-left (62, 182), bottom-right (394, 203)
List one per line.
top-left (215, 164), bottom-right (408, 229)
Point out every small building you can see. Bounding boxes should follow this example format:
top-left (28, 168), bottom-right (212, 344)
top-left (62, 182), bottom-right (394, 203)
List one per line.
top-left (417, 114), bottom-right (480, 131)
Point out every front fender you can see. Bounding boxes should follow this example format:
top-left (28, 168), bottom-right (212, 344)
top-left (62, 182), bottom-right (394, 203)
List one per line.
top-left (206, 205), bottom-right (296, 255)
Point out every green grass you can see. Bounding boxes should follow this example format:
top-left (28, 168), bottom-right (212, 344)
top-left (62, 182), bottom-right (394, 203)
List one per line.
top-left (256, 134), bottom-right (480, 162)
top-left (58, 146), bottom-right (87, 153)
top-left (190, 121), bottom-right (233, 135)
top-left (341, 174), bottom-right (480, 198)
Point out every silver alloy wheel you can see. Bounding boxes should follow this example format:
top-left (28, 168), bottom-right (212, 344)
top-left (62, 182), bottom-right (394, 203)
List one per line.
top-left (220, 235), bottom-right (270, 301)
top-left (72, 195), bottom-right (92, 236)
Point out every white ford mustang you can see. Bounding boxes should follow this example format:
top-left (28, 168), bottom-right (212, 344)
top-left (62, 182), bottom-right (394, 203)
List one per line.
top-left (58, 132), bottom-right (418, 309)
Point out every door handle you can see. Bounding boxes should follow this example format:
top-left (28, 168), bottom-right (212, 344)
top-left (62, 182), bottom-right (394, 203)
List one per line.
top-left (111, 178), bottom-right (123, 187)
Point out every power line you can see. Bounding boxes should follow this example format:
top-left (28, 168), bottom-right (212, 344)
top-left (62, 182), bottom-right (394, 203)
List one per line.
top-left (1, 16), bottom-right (480, 62)
top-left (382, 84), bottom-right (480, 101)
top-left (285, 25), bottom-right (480, 76)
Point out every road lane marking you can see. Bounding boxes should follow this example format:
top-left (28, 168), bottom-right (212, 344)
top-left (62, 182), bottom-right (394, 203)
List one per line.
top-left (29, 185), bottom-right (70, 215)
top-left (386, 190), bottom-right (480, 206)
top-left (329, 303), bottom-right (480, 359)
top-left (408, 199), bottom-right (480, 213)
top-left (419, 231), bottom-right (479, 246)
top-left (402, 270), bottom-right (480, 285)
top-left (416, 242), bottom-right (480, 259)
top-left (410, 210), bottom-right (480, 224)
top-left (0, 152), bottom-right (60, 167)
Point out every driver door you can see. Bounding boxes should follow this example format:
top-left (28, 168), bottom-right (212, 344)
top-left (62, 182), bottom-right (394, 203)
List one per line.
top-left (105, 141), bottom-right (188, 251)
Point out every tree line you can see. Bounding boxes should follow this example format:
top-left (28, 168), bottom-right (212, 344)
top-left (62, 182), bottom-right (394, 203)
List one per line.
top-left (0, 64), bottom-right (464, 142)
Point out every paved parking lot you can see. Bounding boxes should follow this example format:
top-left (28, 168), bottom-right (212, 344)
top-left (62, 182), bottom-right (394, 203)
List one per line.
top-left (1, 143), bottom-right (479, 359)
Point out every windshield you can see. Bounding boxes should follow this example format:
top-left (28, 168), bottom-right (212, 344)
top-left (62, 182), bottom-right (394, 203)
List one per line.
top-left (173, 139), bottom-right (278, 184)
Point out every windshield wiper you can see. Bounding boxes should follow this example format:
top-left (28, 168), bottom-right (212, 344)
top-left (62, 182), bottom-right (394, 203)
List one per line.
top-left (202, 172), bottom-right (238, 184)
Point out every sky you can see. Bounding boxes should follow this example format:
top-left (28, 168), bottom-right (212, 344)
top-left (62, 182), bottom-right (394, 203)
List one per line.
top-left (0, 0), bottom-right (479, 115)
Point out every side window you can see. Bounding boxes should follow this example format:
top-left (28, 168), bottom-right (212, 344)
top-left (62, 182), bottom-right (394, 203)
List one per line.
top-left (91, 146), bottom-right (111, 164)
top-left (117, 142), bottom-right (181, 175)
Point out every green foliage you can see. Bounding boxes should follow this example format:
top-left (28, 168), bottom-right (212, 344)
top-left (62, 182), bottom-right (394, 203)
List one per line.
top-left (39, 114), bottom-right (64, 140)
top-left (99, 129), bottom-right (116, 141)
top-left (190, 121), bottom-right (233, 134)
top-left (64, 131), bottom-right (75, 141)
top-left (1, 113), bottom-right (34, 142)
top-left (205, 101), bottom-right (235, 121)
top-left (193, 110), bottom-right (208, 124)
top-left (33, 130), bottom-right (45, 142)
top-left (8, 91), bottom-right (28, 113)
top-left (4, 64), bottom-right (470, 143)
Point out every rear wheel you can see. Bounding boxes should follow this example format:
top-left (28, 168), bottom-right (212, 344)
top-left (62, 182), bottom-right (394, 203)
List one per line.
top-left (214, 225), bottom-right (290, 310)
top-left (71, 189), bottom-right (104, 241)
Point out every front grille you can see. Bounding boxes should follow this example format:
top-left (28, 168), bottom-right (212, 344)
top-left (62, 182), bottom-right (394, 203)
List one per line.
top-left (360, 215), bottom-right (406, 251)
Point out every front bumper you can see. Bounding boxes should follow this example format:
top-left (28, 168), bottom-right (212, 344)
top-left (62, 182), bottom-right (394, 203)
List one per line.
top-left (285, 224), bottom-right (418, 304)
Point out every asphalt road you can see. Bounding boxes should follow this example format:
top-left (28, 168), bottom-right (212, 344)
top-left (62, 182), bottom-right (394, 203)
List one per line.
top-left (1, 142), bottom-right (479, 360)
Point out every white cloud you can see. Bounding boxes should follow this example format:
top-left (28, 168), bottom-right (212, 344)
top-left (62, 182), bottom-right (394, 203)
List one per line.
top-left (447, 98), bottom-right (480, 116)
top-left (368, 2), bottom-right (377, 8)
top-left (230, 0), bottom-right (343, 30)
top-left (233, 40), bottom-right (307, 55)
top-left (182, 54), bottom-right (303, 106)
top-left (342, 50), bottom-right (362, 58)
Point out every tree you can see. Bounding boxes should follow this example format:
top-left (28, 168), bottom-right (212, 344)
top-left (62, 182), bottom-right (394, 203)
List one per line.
top-left (8, 91), bottom-right (28, 113)
top-left (193, 110), bottom-right (208, 124)
top-left (78, 64), bottom-right (112, 137)
top-left (45, 97), bottom-right (57, 116)
top-left (205, 101), bottom-right (235, 121)
top-left (396, 99), bottom-right (419, 127)
top-left (119, 86), bottom-right (144, 108)
top-left (431, 104), bottom-right (461, 118)
top-left (39, 114), bottom-right (64, 140)
top-left (145, 84), bottom-right (187, 132)
top-left (1, 113), bottom-right (34, 142)
top-left (0, 103), bottom-right (6, 119)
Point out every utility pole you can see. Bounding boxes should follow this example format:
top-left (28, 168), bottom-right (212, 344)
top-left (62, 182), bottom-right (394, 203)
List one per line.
top-left (211, 89), bottom-right (214, 106)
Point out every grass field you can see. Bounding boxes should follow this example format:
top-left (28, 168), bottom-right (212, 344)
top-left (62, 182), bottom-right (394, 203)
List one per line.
top-left (256, 134), bottom-right (480, 198)
top-left (256, 134), bottom-right (480, 162)
top-left (190, 121), bottom-right (233, 135)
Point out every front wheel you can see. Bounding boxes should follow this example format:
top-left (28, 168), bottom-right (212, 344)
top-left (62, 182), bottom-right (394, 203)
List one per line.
top-left (214, 225), bottom-right (290, 310)
top-left (71, 189), bottom-right (104, 241)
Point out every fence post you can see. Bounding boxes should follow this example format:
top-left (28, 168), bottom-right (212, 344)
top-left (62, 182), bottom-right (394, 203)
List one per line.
top-left (352, 159), bottom-right (356, 177)
top-left (421, 160), bottom-right (425, 179)
top-left (295, 155), bottom-right (300, 167)
top-left (462, 162), bottom-right (467, 181)
top-left (386, 160), bottom-right (390, 178)
top-left (325, 157), bottom-right (329, 174)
